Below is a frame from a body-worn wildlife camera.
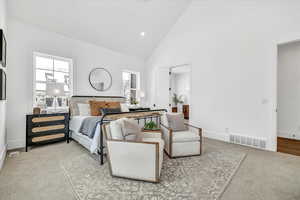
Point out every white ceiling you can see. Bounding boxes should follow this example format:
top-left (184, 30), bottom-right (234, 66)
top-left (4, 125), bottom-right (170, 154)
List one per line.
top-left (8, 0), bottom-right (191, 59)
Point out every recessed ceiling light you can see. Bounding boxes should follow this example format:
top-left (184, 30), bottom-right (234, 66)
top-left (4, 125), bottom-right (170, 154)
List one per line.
top-left (140, 32), bottom-right (146, 37)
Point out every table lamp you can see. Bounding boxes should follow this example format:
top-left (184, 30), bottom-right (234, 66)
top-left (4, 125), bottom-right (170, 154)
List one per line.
top-left (46, 82), bottom-right (65, 112)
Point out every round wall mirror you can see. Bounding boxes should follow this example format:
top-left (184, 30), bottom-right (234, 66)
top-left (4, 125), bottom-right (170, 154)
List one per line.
top-left (89, 68), bottom-right (112, 91)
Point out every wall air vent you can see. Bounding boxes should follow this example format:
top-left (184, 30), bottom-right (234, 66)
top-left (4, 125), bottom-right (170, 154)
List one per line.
top-left (229, 134), bottom-right (266, 149)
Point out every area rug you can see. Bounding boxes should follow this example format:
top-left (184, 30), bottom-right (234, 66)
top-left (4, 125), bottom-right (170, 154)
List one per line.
top-left (61, 149), bottom-right (246, 200)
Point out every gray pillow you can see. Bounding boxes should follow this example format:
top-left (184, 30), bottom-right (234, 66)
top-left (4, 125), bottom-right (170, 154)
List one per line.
top-left (100, 108), bottom-right (121, 116)
top-left (166, 113), bottom-right (187, 131)
top-left (122, 119), bottom-right (143, 141)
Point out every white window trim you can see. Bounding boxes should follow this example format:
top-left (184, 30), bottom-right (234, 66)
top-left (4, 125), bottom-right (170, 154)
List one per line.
top-left (122, 70), bottom-right (140, 104)
top-left (32, 52), bottom-right (74, 108)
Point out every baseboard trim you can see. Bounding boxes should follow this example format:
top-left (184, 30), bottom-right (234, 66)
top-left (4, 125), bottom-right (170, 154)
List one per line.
top-left (203, 130), bottom-right (273, 151)
top-left (7, 139), bottom-right (25, 150)
top-left (0, 144), bottom-right (7, 170)
top-left (203, 130), bottom-right (229, 142)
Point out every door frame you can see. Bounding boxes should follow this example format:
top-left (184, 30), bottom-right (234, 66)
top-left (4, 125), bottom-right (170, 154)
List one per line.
top-left (169, 64), bottom-right (192, 113)
top-left (272, 35), bottom-right (300, 152)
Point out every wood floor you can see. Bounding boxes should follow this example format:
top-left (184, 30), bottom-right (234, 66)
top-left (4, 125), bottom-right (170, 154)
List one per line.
top-left (277, 137), bottom-right (300, 156)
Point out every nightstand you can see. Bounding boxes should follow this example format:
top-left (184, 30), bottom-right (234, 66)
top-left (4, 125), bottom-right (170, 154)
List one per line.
top-left (26, 112), bottom-right (69, 151)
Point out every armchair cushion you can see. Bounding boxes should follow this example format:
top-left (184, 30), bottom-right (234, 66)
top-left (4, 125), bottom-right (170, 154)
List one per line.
top-left (172, 130), bottom-right (200, 143)
top-left (166, 113), bottom-right (187, 131)
top-left (110, 118), bottom-right (143, 141)
top-left (110, 120), bottom-right (124, 140)
top-left (122, 119), bottom-right (143, 141)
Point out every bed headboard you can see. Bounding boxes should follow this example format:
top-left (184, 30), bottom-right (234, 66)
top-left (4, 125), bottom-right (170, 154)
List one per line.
top-left (69, 95), bottom-right (126, 116)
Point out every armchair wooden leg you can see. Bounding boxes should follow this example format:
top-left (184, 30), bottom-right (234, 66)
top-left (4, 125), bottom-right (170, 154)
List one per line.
top-left (169, 129), bottom-right (173, 157)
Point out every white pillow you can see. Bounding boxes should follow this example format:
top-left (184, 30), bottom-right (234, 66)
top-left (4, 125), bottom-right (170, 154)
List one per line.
top-left (166, 113), bottom-right (186, 131)
top-left (109, 118), bottom-right (128, 140)
top-left (161, 113), bottom-right (169, 127)
top-left (77, 103), bottom-right (91, 116)
top-left (120, 103), bottom-right (129, 112)
top-left (121, 118), bottom-right (143, 141)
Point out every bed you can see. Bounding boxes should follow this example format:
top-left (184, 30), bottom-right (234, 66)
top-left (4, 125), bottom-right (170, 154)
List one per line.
top-left (69, 96), bottom-right (125, 153)
top-left (69, 116), bottom-right (101, 153)
top-left (69, 95), bottom-right (166, 165)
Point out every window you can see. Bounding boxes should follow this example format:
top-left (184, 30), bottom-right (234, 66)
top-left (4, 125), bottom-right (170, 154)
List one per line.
top-left (33, 52), bottom-right (73, 110)
top-left (122, 71), bottom-right (140, 104)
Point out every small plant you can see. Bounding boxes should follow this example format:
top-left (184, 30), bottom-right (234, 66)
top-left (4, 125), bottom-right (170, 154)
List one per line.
top-left (172, 93), bottom-right (183, 106)
top-left (144, 121), bottom-right (158, 130)
top-left (130, 97), bottom-right (139, 105)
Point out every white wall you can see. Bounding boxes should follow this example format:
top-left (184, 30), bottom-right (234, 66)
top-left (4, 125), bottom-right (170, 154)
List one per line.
top-left (146, 0), bottom-right (300, 151)
top-left (277, 42), bottom-right (300, 140)
top-left (0, 0), bottom-right (7, 169)
top-left (7, 19), bottom-right (145, 149)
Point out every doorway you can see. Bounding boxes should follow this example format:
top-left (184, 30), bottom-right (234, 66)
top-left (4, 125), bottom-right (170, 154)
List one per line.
top-left (170, 65), bottom-right (191, 119)
top-left (277, 41), bottom-right (300, 156)
top-left (154, 64), bottom-right (191, 119)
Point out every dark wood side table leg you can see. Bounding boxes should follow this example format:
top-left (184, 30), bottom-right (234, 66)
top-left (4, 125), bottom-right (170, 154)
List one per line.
top-left (26, 115), bottom-right (28, 152)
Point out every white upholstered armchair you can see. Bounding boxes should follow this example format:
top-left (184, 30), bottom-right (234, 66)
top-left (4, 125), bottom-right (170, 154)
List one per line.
top-left (103, 119), bottom-right (164, 183)
top-left (161, 113), bottom-right (202, 158)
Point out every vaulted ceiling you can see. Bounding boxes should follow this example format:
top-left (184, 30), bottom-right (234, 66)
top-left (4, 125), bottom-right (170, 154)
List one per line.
top-left (8, 0), bottom-right (191, 59)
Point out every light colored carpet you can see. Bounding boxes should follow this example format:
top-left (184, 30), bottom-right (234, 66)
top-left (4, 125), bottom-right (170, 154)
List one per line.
top-left (1, 139), bottom-right (300, 200)
top-left (61, 149), bottom-right (246, 200)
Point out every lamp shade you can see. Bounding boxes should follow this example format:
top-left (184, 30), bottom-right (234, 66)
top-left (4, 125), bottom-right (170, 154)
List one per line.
top-left (46, 82), bottom-right (65, 97)
top-left (138, 90), bottom-right (145, 98)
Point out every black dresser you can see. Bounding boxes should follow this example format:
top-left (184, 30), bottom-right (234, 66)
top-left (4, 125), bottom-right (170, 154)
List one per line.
top-left (26, 113), bottom-right (69, 151)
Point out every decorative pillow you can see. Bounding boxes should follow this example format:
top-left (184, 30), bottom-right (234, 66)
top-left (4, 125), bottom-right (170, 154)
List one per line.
top-left (161, 113), bottom-right (169, 127)
top-left (122, 119), bottom-right (143, 141)
top-left (77, 103), bottom-right (91, 116)
top-left (120, 103), bottom-right (130, 112)
top-left (105, 101), bottom-right (121, 109)
top-left (166, 113), bottom-right (187, 131)
top-left (89, 100), bottom-right (107, 116)
top-left (100, 108), bottom-right (121, 116)
top-left (109, 120), bottom-right (124, 140)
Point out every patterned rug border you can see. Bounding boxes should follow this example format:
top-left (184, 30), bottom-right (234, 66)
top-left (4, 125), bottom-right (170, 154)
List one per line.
top-left (61, 152), bottom-right (247, 200)
top-left (62, 163), bottom-right (82, 200)
top-left (216, 153), bottom-right (246, 199)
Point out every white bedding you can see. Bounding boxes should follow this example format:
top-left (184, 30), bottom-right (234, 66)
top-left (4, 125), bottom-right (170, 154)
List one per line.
top-left (69, 116), bottom-right (101, 154)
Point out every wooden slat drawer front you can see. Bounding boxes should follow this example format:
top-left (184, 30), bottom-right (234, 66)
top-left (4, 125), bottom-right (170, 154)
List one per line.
top-left (32, 116), bottom-right (65, 123)
top-left (31, 134), bottom-right (65, 143)
top-left (26, 113), bottom-right (69, 151)
top-left (32, 125), bottom-right (65, 133)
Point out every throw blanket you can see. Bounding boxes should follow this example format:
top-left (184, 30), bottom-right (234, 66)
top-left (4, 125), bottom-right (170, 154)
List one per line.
top-left (79, 116), bottom-right (103, 138)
